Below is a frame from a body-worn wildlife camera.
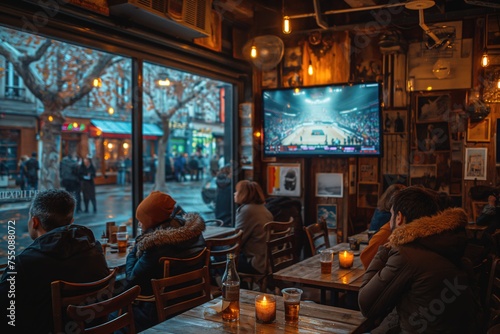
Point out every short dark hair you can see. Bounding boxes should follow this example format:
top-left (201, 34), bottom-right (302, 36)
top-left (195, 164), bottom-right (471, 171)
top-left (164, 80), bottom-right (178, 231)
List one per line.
top-left (391, 186), bottom-right (440, 224)
top-left (29, 189), bottom-right (75, 231)
top-left (31, 152), bottom-right (37, 157)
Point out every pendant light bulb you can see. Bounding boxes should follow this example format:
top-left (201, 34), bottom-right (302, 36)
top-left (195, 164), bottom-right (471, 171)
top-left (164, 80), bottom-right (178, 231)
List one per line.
top-left (250, 44), bottom-right (257, 58)
top-left (308, 60), bottom-right (313, 76)
top-left (497, 78), bottom-right (500, 89)
top-left (283, 16), bottom-right (291, 34)
top-left (481, 51), bottom-right (490, 68)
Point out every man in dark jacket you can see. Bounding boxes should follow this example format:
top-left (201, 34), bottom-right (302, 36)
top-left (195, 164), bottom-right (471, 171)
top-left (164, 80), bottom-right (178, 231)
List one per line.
top-left (358, 187), bottom-right (475, 333)
top-left (0, 189), bottom-right (109, 334)
top-left (125, 190), bottom-right (206, 331)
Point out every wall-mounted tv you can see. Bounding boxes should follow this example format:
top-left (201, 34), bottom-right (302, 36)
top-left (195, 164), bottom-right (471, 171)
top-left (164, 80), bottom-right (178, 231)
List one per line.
top-left (262, 82), bottom-right (382, 158)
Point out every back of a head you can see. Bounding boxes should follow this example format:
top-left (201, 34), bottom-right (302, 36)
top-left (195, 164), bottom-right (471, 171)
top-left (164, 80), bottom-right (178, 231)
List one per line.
top-left (378, 183), bottom-right (406, 211)
top-left (392, 186), bottom-right (440, 224)
top-left (30, 189), bottom-right (75, 231)
top-left (236, 180), bottom-right (265, 204)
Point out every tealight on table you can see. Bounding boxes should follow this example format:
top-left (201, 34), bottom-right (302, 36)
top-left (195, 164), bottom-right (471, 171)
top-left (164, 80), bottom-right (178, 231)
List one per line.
top-left (141, 289), bottom-right (367, 334)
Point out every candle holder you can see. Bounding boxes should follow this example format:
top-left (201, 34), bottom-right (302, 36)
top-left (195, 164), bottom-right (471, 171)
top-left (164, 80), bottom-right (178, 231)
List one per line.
top-left (339, 250), bottom-right (354, 269)
top-left (255, 294), bottom-right (276, 324)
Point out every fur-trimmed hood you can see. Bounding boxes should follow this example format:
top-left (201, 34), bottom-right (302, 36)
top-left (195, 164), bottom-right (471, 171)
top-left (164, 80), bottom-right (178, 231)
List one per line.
top-left (135, 212), bottom-right (205, 255)
top-left (389, 208), bottom-right (468, 246)
top-left (388, 208), bottom-right (468, 263)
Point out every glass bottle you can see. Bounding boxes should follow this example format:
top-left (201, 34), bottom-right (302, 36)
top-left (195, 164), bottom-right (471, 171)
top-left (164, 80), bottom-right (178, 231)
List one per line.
top-left (221, 253), bottom-right (240, 321)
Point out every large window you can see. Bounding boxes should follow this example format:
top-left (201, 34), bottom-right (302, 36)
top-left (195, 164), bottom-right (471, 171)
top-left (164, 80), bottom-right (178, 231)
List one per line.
top-left (0, 24), bottom-right (236, 262)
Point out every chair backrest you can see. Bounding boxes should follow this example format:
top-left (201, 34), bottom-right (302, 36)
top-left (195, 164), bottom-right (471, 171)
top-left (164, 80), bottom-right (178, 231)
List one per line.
top-left (472, 201), bottom-right (489, 223)
top-left (66, 285), bottom-right (141, 334)
top-left (152, 248), bottom-right (211, 322)
top-left (205, 219), bottom-right (224, 226)
top-left (486, 256), bottom-right (500, 330)
top-left (304, 218), bottom-right (330, 255)
top-left (51, 268), bottom-right (117, 334)
top-left (267, 233), bottom-right (297, 274)
top-left (205, 230), bottom-right (243, 273)
top-left (264, 217), bottom-right (294, 242)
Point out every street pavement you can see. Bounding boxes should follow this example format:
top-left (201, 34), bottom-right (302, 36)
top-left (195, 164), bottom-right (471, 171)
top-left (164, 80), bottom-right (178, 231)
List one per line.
top-left (0, 179), bottom-right (215, 258)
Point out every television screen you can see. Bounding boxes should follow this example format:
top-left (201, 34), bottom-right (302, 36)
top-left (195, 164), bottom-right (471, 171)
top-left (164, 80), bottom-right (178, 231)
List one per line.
top-left (262, 82), bottom-right (382, 157)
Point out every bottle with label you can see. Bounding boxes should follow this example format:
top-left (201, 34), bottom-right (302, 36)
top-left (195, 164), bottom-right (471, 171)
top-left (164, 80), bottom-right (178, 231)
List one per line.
top-left (221, 253), bottom-right (240, 321)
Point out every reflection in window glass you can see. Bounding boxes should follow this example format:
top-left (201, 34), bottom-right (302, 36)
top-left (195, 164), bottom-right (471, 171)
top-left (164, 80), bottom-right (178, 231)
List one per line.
top-left (0, 25), bottom-right (132, 259)
top-left (142, 62), bottom-right (232, 224)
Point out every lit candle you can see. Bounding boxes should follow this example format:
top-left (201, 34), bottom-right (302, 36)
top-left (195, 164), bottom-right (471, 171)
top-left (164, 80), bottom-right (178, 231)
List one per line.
top-left (339, 250), bottom-right (354, 269)
top-left (255, 294), bottom-right (276, 324)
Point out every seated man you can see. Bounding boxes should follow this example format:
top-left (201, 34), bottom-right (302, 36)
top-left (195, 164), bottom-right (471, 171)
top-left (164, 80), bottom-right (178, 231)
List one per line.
top-left (125, 191), bottom-right (206, 332)
top-left (0, 189), bottom-right (109, 334)
top-left (359, 187), bottom-right (476, 333)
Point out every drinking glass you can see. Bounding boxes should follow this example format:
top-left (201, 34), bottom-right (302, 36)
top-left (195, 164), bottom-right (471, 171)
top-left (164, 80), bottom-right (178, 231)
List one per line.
top-left (116, 232), bottom-right (128, 253)
top-left (348, 237), bottom-right (360, 250)
top-left (100, 237), bottom-right (108, 253)
top-left (281, 288), bottom-right (303, 323)
top-left (319, 249), bottom-right (333, 274)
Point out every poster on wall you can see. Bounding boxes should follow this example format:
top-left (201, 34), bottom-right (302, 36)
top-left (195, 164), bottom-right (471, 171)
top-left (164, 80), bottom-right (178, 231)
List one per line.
top-left (267, 163), bottom-right (301, 197)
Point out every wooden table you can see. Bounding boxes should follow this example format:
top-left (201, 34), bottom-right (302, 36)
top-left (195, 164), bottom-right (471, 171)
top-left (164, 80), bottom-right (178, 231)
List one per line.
top-left (465, 223), bottom-right (488, 239)
top-left (273, 243), bottom-right (365, 305)
top-left (348, 230), bottom-right (369, 245)
top-left (141, 289), bottom-right (366, 334)
top-left (204, 226), bottom-right (235, 239)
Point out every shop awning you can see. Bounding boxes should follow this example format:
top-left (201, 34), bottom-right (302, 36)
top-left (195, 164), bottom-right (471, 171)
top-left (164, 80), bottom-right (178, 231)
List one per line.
top-left (90, 120), bottom-right (163, 140)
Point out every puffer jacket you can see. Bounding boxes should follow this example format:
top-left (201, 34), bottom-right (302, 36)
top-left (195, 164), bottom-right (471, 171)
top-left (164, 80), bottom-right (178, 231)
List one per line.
top-left (125, 212), bottom-right (206, 296)
top-left (358, 208), bottom-right (476, 333)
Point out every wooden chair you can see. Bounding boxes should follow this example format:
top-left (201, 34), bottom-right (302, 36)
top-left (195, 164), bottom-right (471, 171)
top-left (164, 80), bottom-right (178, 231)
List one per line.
top-left (267, 233), bottom-right (296, 274)
top-left (304, 218), bottom-right (330, 255)
top-left (66, 285), bottom-right (141, 334)
top-left (239, 217), bottom-right (295, 292)
top-left (51, 268), bottom-right (117, 334)
top-left (472, 201), bottom-right (489, 223)
top-left (152, 248), bottom-right (212, 322)
top-left (485, 256), bottom-right (500, 331)
top-left (205, 230), bottom-right (243, 297)
top-left (205, 219), bottom-right (224, 226)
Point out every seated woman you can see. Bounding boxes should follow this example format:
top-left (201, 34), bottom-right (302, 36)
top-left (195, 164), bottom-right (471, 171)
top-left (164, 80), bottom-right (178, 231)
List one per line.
top-left (234, 180), bottom-right (273, 275)
top-left (477, 195), bottom-right (498, 226)
top-left (368, 183), bottom-right (406, 232)
top-left (125, 191), bottom-right (206, 331)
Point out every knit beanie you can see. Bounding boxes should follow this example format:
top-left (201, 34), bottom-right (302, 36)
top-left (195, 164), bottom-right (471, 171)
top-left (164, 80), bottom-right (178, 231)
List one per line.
top-left (136, 191), bottom-right (177, 230)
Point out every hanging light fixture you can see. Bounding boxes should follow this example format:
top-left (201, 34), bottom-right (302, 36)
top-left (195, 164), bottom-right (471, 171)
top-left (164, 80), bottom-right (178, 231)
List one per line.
top-left (250, 40), bottom-right (257, 58)
top-left (308, 60), bottom-right (313, 75)
top-left (481, 49), bottom-right (490, 68)
top-left (282, 0), bottom-right (291, 34)
top-left (497, 78), bottom-right (500, 89)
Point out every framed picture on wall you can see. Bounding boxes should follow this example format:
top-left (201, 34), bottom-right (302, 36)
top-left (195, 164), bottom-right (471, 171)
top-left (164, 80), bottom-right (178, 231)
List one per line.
top-left (410, 165), bottom-right (437, 188)
top-left (267, 163), bottom-right (301, 197)
top-left (383, 109), bottom-right (407, 134)
top-left (464, 148), bottom-right (488, 180)
top-left (358, 157), bottom-right (378, 183)
top-left (467, 118), bottom-right (491, 142)
top-left (487, 14), bottom-right (500, 48)
top-left (317, 204), bottom-right (337, 229)
top-left (415, 122), bottom-right (451, 152)
top-left (315, 173), bottom-right (343, 198)
top-left (416, 94), bottom-right (451, 123)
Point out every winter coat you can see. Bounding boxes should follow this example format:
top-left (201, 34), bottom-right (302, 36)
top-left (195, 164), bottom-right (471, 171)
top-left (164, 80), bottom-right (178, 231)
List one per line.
top-left (369, 209), bottom-right (391, 232)
top-left (0, 225), bottom-right (109, 334)
top-left (235, 203), bottom-right (274, 274)
top-left (359, 208), bottom-right (476, 333)
top-left (215, 173), bottom-right (232, 226)
top-left (125, 212), bottom-right (206, 296)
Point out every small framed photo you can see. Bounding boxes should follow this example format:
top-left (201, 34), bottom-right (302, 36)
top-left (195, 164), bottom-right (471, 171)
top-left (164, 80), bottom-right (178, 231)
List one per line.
top-left (467, 118), bottom-right (491, 142)
top-left (316, 173), bottom-right (343, 198)
top-left (317, 204), bottom-right (337, 229)
top-left (357, 183), bottom-right (379, 208)
top-left (464, 148), bottom-right (488, 180)
top-left (487, 14), bottom-right (500, 48)
top-left (241, 127), bottom-right (253, 146)
top-left (415, 122), bottom-right (451, 152)
top-left (383, 110), bottom-right (407, 134)
top-left (358, 157), bottom-right (378, 183)
top-left (416, 94), bottom-right (451, 123)
top-left (267, 163), bottom-right (301, 197)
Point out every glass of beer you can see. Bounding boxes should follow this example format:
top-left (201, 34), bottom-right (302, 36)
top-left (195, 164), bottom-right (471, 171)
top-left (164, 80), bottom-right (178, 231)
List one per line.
top-left (116, 232), bottom-right (128, 253)
top-left (319, 249), bottom-right (334, 274)
top-left (281, 288), bottom-right (303, 323)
